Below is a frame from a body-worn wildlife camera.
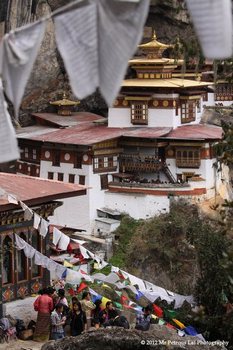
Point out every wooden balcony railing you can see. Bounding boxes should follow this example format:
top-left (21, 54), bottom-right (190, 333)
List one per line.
top-left (119, 154), bottom-right (163, 173)
top-left (176, 158), bottom-right (201, 168)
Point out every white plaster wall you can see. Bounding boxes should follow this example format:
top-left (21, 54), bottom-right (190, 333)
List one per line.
top-left (41, 161), bottom-right (91, 231)
top-left (166, 157), bottom-right (217, 190)
top-left (108, 108), bottom-right (131, 127)
top-left (104, 192), bottom-right (170, 219)
top-left (148, 108), bottom-right (176, 127)
top-left (88, 169), bottom-right (121, 232)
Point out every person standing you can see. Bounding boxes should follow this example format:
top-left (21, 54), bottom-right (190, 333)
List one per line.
top-left (51, 303), bottom-right (66, 340)
top-left (80, 291), bottom-right (96, 330)
top-left (69, 301), bottom-right (87, 336)
top-left (33, 288), bottom-right (54, 342)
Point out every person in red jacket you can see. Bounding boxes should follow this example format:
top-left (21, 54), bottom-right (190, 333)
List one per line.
top-left (33, 288), bottom-right (54, 342)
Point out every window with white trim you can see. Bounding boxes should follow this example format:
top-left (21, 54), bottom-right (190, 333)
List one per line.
top-left (181, 101), bottom-right (196, 123)
top-left (131, 102), bottom-right (148, 125)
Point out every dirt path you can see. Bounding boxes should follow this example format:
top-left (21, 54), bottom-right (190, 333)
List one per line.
top-left (0, 339), bottom-right (45, 350)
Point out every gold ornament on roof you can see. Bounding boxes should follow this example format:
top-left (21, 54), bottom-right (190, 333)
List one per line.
top-left (50, 93), bottom-right (80, 107)
top-left (50, 93), bottom-right (80, 116)
top-left (139, 30), bottom-right (173, 59)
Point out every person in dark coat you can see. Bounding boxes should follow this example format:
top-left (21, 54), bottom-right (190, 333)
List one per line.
top-left (69, 301), bottom-right (87, 336)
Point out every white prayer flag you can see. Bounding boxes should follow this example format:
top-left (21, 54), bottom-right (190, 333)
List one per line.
top-left (39, 218), bottom-right (49, 237)
top-left (53, 227), bottom-right (62, 246)
top-left (33, 213), bottom-right (41, 230)
top-left (7, 194), bottom-right (18, 205)
top-left (0, 21), bottom-right (46, 117)
top-left (57, 232), bottom-right (70, 250)
top-left (185, 0), bottom-right (233, 59)
top-left (54, 2), bottom-right (98, 100)
top-left (0, 79), bottom-right (20, 163)
top-left (55, 0), bottom-right (150, 106)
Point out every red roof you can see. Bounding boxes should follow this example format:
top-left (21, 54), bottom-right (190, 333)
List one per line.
top-left (32, 112), bottom-right (104, 128)
top-left (29, 125), bottom-right (172, 145)
top-left (166, 124), bottom-right (222, 140)
top-left (0, 173), bottom-right (87, 211)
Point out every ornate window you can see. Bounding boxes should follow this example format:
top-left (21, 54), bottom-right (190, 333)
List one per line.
top-left (17, 233), bottom-right (27, 281)
top-left (93, 156), bottom-right (118, 173)
top-left (181, 101), bottom-right (196, 123)
top-left (176, 148), bottom-right (200, 168)
top-left (131, 102), bottom-right (148, 125)
top-left (2, 236), bottom-right (13, 285)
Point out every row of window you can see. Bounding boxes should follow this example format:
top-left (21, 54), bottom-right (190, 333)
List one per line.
top-left (3, 232), bottom-right (41, 285)
top-left (48, 172), bottom-right (85, 185)
top-left (176, 149), bottom-right (201, 168)
top-left (93, 156), bottom-right (118, 172)
top-left (23, 148), bottom-right (37, 160)
top-left (130, 100), bottom-right (201, 125)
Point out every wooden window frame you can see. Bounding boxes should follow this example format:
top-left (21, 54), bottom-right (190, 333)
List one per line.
top-left (100, 174), bottom-right (109, 190)
top-left (181, 101), bottom-right (196, 123)
top-left (31, 231), bottom-right (42, 280)
top-left (176, 148), bottom-right (201, 168)
top-left (52, 150), bottom-right (61, 167)
top-left (57, 173), bottom-right (64, 181)
top-left (93, 156), bottom-right (117, 173)
top-left (17, 232), bottom-right (28, 283)
top-left (79, 175), bottom-right (85, 185)
top-left (131, 101), bottom-right (148, 125)
top-left (48, 172), bottom-right (54, 180)
top-left (2, 235), bottom-right (14, 286)
top-left (74, 153), bottom-right (83, 169)
top-left (69, 174), bottom-right (75, 183)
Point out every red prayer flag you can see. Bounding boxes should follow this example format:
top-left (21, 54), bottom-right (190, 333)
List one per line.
top-left (77, 282), bottom-right (88, 294)
top-left (166, 323), bottom-right (176, 330)
top-left (121, 295), bottom-right (128, 305)
top-left (152, 304), bottom-right (163, 318)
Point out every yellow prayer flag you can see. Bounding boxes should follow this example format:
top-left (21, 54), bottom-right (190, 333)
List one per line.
top-left (64, 260), bottom-right (73, 268)
top-left (102, 284), bottom-right (112, 289)
top-left (102, 296), bottom-right (111, 308)
top-left (94, 263), bottom-right (99, 269)
top-left (172, 319), bottom-right (185, 329)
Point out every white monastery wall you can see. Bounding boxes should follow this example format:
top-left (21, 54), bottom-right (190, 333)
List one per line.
top-left (104, 191), bottom-right (170, 219)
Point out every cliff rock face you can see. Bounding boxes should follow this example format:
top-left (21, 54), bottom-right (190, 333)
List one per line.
top-left (0, 0), bottom-right (193, 125)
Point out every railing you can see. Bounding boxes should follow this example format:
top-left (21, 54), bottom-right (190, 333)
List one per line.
top-left (119, 154), bottom-right (163, 173)
top-left (176, 159), bottom-right (201, 168)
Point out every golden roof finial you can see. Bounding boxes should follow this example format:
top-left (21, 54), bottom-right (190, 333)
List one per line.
top-left (152, 30), bottom-right (157, 41)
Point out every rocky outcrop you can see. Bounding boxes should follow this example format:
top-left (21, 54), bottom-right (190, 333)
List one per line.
top-left (41, 327), bottom-right (223, 350)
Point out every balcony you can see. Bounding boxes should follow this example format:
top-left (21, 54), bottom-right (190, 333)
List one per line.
top-left (176, 158), bottom-right (201, 168)
top-left (119, 154), bottom-right (163, 173)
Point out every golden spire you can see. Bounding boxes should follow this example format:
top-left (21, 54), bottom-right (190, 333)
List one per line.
top-left (139, 30), bottom-right (173, 59)
top-left (152, 30), bottom-right (157, 41)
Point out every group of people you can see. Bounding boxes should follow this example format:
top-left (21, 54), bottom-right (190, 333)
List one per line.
top-left (33, 286), bottom-right (153, 342)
